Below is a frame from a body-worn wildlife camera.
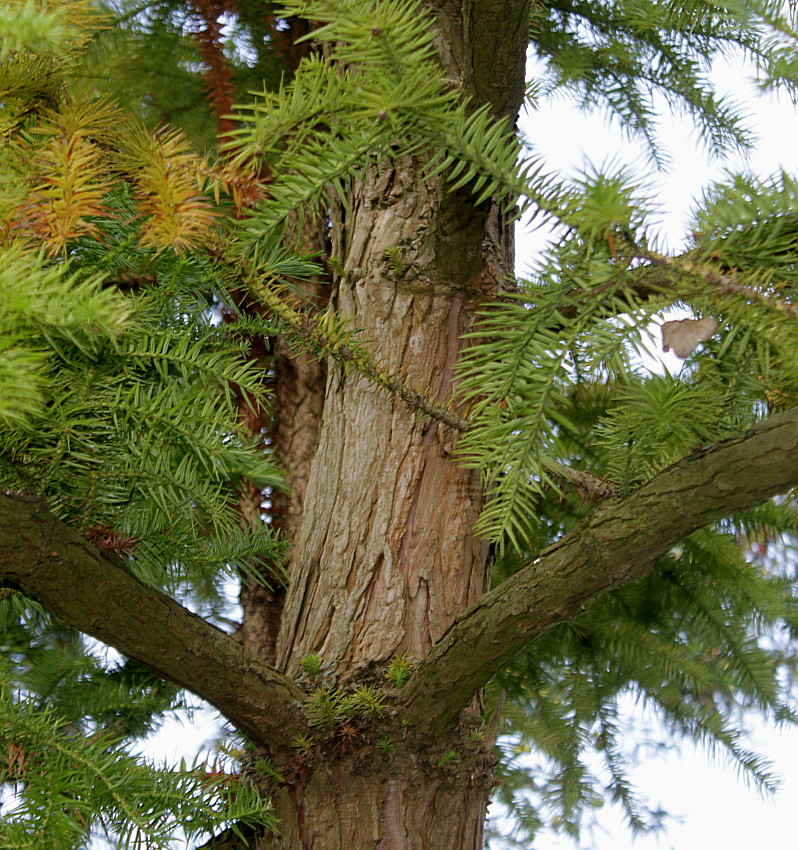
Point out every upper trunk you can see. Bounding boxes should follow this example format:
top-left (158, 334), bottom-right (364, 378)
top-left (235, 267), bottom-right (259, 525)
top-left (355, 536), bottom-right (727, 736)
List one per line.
top-left (272, 0), bottom-right (529, 679)
top-left (275, 168), bottom-right (503, 674)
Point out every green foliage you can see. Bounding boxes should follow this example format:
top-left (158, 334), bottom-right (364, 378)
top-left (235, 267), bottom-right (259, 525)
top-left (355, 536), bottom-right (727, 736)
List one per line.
top-left (348, 685), bottom-right (386, 720)
top-left (0, 597), bottom-right (184, 743)
top-left (5, 0), bottom-right (798, 846)
top-left (384, 654), bottom-right (413, 688)
top-left (0, 71), bottom-right (287, 594)
top-left (384, 246), bottom-right (405, 276)
top-left (692, 170), bottom-right (798, 288)
top-left (437, 749), bottom-right (457, 767)
top-left (305, 684), bottom-right (386, 728)
top-left (456, 157), bottom-right (798, 546)
top-left (77, 0), bottom-right (285, 151)
top-left (456, 282), bottom-right (659, 547)
top-left (0, 1), bottom-right (74, 61)
top-left (227, 0), bottom-right (535, 239)
top-left (289, 732), bottom-right (315, 757)
top-left (0, 254), bottom-right (287, 591)
top-left (300, 653), bottom-right (323, 677)
top-left (375, 732), bottom-right (394, 754)
top-left (528, 0), bottom-right (798, 161)
top-left (0, 0), bottom-right (104, 61)
top-left (0, 248), bottom-right (131, 427)
top-left (305, 687), bottom-right (349, 729)
top-left (487, 508), bottom-right (798, 843)
top-left (0, 10), bottom-right (287, 843)
top-left (0, 662), bottom-right (274, 849)
top-left (253, 755), bottom-right (285, 784)
top-left (596, 369), bottom-right (757, 489)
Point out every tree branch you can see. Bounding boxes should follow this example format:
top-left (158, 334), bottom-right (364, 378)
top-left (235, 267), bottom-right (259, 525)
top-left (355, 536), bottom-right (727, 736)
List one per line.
top-left (0, 493), bottom-right (306, 746)
top-left (463, 0), bottom-right (530, 115)
top-left (401, 406), bottom-right (798, 737)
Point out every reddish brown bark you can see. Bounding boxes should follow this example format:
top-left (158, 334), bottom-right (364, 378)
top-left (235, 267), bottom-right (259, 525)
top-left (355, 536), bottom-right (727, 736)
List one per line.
top-left (274, 169), bottom-right (505, 675)
top-left (190, 0), bottom-right (238, 139)
top-left (231, 331), bottom-right (283, 662)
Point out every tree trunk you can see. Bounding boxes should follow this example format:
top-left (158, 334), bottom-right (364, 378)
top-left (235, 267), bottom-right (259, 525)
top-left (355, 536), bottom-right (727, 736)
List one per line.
top-left (241, 2), bottom-right (530, 846)
top-left (275, 168), bottom-right (501, 673)
top-left (260, 760), bottom-right (495, 850)
top-left (272, 1), bottom-right (527, 669)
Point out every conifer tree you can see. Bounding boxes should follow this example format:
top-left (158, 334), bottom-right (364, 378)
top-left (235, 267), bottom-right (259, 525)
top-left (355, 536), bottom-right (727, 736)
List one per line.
top-left (4, 1), bottom-right (798, 848)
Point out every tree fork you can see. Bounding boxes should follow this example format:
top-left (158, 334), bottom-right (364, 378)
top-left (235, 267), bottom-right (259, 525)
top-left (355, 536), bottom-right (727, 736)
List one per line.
top-left (5, 406), bottom-right (798, 748)
top-left (402, 404), bottom-right (798, 736)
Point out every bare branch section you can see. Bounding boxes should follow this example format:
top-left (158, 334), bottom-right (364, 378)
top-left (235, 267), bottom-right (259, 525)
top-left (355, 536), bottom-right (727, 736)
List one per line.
top-left (0, 493), bottom-right (306, 745)
top-left (402, 406), bottom-right (798, 737)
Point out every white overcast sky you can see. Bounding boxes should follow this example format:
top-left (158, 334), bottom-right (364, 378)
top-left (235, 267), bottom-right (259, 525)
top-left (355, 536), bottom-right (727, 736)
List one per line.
top-left (511, 53), bottom-right (798, 850)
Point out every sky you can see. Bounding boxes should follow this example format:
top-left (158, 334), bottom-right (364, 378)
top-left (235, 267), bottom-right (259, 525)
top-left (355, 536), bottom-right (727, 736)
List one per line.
top-left (508, 54), bottom-right (798, 850)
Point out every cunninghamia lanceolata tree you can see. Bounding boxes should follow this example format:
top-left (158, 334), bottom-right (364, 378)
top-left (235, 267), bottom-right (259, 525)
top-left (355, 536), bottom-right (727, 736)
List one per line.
top-left (4, 0), bottom-right (798, 847)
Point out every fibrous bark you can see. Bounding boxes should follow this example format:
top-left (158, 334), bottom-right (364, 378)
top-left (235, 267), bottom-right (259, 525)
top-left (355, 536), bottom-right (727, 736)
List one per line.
top-left (274, 0), bottom-right (529, 679)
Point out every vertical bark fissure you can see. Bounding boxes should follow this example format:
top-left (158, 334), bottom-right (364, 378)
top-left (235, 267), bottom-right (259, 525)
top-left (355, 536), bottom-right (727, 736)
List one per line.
top-left (237, 219), bottom-right (330, 664)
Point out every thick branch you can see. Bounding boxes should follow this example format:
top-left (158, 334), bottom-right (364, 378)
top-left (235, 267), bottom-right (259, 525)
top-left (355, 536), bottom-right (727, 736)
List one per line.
top-left (463, 0), bottom-right (530, 115)
top-left (0, 493), bottom-right (306, 745)
top-left (402, 406), bottom-right (798, 737)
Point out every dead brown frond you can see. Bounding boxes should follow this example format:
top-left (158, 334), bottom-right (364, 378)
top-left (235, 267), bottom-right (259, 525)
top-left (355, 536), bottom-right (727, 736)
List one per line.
top-left (84, 524), bottom-right (138, 557)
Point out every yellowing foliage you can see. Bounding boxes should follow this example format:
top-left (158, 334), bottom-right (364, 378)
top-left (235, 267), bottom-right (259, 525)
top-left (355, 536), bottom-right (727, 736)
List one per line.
top-left (120, 125), bottom-right (220, 254)
top-left (0, 0), bottom-right (253, 258)
top-left (8, 98), bottom-right (120, 255)
top-left (1, 91), bottom-right (225, 256)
